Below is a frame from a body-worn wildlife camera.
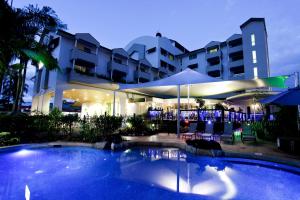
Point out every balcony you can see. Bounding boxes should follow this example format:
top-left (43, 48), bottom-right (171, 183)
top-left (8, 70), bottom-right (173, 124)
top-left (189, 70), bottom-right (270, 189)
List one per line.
top-left (230, 73), bottom-right (245, 80)
top-left (228, 59), bottom-right (244, 69)
top-left (207, 70), bottom-right (221, 78)
top-left (135, 71), bottom-right (151, 81)
top-left (206, 50), bottom-right (221, 60)
top-left (108, 60), bottom-right (129, 74)
top-left (159, 67), bottom-right (168, 74)
top-left (68, 69), bottom-right (112, 85)
top-left (207, 63), bottom-right (222, 73)
top-left (228, 45), bottom-right (243, 55)
top-left (70, 48), bottom-right (98, 64)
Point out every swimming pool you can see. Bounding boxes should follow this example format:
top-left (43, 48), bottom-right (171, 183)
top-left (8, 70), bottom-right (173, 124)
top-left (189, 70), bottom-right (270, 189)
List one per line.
top-left (0, 145), bottom-right (299, 200)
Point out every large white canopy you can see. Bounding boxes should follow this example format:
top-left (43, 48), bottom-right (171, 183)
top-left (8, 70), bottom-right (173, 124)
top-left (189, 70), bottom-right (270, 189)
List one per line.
top-left (119, 68), bottom-right (288, 98)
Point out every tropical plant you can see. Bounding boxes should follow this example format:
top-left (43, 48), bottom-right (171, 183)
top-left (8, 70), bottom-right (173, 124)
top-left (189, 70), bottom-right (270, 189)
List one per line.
top-left (48, 107), bottom-right (62, 134)
top-left (0, 0), bottom-right (66, 111)
top-left (195, 97), bottom-right (205, 109)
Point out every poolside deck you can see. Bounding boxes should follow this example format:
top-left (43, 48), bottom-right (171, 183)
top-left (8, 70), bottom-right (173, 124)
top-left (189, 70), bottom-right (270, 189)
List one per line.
top-left (123, 133), bottom-right (300, 167)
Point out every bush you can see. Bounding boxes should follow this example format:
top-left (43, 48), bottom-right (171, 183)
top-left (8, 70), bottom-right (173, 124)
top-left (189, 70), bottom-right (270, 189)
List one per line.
top-left (186, 139), bottom-right (222, 150)
top-left (120, 115), bottom-right (156, 136)
top-left (0, 132), bottom-right (20, 146)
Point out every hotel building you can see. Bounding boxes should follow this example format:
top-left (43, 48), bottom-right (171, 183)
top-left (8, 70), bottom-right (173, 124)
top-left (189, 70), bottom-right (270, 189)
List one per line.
top-left (32, 18), bottom-right (270, 117)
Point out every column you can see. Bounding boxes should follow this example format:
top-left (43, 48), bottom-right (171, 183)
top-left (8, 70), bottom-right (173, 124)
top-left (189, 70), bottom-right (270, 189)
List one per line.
top-left (41, 92), bottom-right (51, 114)
top-left (53, 88), bottom-right (63, 111)
top-left (113, 90), bottom-right (116, 116)
top-left (177, 85), bottom-right (181, 138)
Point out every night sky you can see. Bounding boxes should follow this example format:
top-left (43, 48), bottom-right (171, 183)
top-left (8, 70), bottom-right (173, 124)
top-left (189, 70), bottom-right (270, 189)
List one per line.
top-left (12, 0), bottom-right (300, 101)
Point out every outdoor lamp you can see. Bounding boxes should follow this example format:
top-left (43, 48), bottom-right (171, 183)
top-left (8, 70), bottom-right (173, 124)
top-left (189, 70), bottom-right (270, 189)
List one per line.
top-left (38, 61), bottom-right (44, 70)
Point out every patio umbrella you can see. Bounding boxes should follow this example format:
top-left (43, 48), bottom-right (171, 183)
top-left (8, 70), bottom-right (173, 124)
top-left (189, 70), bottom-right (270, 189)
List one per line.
top-left (260, 87), bottom-right (300, 132)
top-left (259, 87), bottom-right (300, 105)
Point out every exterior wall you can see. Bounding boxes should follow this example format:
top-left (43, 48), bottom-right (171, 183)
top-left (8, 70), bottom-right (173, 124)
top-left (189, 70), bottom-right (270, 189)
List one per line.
top-left (32, 18), bottom-right (270, 116)
top-left (241, 21), bottom-right (269, 79)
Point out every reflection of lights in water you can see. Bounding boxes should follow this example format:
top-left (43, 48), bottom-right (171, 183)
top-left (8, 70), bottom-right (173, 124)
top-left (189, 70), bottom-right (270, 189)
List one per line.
top-left (124, 149), bottom-right (131, 154)
top-left (153, 165), bottom-right (236, 199)
top-left (14, 149), bottom-right (34, 157)
top-left (35, 170), bottom-right (44, 174)
top-left (25, 185), bottom-right (30, 200)
top-left (192, 180), bottom-right (222, 195)
top-left (218, 168), bottom-right (237, 200)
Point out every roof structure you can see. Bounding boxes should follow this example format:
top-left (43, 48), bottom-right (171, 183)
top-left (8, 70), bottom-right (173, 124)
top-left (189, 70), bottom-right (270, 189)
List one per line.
top-left (119, 68), bottom-right (289, 98)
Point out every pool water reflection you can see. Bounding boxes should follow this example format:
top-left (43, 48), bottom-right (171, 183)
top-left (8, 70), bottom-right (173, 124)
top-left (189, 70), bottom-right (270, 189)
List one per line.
top-left (0, 146), bottom-right (299, 200)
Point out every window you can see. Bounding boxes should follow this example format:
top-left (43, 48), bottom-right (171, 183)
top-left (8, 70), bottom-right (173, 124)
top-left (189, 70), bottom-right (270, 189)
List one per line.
top-left (188, 63), bottom-right (198, 69)
top-left (113, 57), bottom-right (122, 64)
top-left (160, 48), bottom-right (167, 56)
top-left (251, 34), bottom-right (256, 46)
top-left (160, 60), bottom-right (168, 68)
top-left (83, 47), bottom-right (91, 53)
top-left (169, 54), bottom-right (174, 61)
top-left (253, 67), bottom-right (258, 79)
top-left (209, 48), bottom-right (218, 54)
top-left (252, 50), bottom-right (257, 63)
top-left (169, 64), bottom-right (176, 72)
top-left (146, 47), bottom-right (156, 54)
top-left (189, 54), bottom-right (197, 60)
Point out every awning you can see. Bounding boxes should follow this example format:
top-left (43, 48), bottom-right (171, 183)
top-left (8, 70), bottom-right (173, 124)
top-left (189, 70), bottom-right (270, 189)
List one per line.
top-left (119, 68), bottom-right (288, 98)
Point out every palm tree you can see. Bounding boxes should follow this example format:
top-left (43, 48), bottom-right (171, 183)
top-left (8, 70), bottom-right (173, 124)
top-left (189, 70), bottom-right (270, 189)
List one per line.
top-left (0, 0), bottom-right (66, 111)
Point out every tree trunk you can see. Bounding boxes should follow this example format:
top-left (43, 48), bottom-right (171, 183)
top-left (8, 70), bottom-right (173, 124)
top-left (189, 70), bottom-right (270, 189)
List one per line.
top-left (12, 59), bottom-right (26, 112)
top-left (0, 73), bottom-right (3, 94)
top-left (18, 60), bottom-right (28, 110)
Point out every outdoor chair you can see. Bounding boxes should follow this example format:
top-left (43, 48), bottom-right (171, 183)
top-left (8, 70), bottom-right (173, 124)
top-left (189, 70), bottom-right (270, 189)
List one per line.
top-left (241, 123), bottom-right (256, 143)
top-left (220, 122), bottom-right (234, 144)
top-left (181, 122), bottom-right (197, 140)
top-left (199, 121), bottom-right (214, 140)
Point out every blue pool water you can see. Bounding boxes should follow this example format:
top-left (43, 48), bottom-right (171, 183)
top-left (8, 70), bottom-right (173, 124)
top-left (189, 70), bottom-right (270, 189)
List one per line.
top-left (0, 146), bottom-right (300, 200)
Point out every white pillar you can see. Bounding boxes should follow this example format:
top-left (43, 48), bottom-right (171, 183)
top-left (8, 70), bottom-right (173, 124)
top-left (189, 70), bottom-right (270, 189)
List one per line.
top-left (187, 84), bottom-right (190, 109)
top-left (295, 72), bottom-right (299, 87)
top-left (295, 72), bottom-right (300, 132)
top-left (113, 90), bottom-right (116, 116)
top-left (41, 92), bottom-right (51, 114)
top-left (177, 85), bottom-right (181, 138)
top-left (53, 88), bottom-right (63, 111)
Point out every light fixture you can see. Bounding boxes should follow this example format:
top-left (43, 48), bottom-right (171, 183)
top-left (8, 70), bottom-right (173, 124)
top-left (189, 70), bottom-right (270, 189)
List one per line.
top-left (38, 61), bottom-right (43, 70)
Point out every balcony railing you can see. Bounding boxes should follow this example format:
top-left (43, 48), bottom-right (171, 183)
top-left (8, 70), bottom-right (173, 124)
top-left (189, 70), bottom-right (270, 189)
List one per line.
top-left (108, 60), bottom-right (129, 74)
top-left (206, 50), bottom-right (221, 60)
top-left (207, 63), bottom-right (222, 73)
top-left (228, 59), bottom-right (244, 69)
top-left (158, 67), bottom-right (168, 74)
top-left (135, 71), bottom-right (151, 81)
top-left (70, 48), bottom-right (98, 64)
top-left (228, 45), bottom-right (243, 55)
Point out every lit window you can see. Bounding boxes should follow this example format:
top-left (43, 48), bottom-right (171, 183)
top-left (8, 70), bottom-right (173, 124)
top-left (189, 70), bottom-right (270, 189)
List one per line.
top-left (253, 67), bottom-right (258, 79)
top-left (251, 34), bottom-right (256, 46)
top-left (252, 50), bottom-right (257, 63)
top-left (209, 48), bottom-right (218, 54)
top-left (169, 54), bottom-right (174, 61)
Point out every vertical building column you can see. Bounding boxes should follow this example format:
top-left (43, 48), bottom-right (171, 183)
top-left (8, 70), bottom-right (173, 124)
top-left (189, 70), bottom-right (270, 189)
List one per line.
top-left (53, 88), bottom-right (63, 111)
top-left (41, 93), bottom-right (51, 114)
top-left (113, 90), bottom-right (116, 116)
top-left (177, 85), bottom-right (181, 138)
top-left (31, 95), bottom-right (40, 114)
top-left (119, 93), bottom-right (127, 116)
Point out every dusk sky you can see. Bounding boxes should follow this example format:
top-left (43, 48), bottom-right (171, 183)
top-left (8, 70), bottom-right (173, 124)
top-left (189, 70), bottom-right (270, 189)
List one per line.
top-left (13, 0), bottom-right (300, 100)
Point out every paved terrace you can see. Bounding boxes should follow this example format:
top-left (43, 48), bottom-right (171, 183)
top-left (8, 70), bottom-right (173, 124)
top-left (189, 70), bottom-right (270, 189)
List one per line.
top-left (123, 133), bottom-right (300, 168)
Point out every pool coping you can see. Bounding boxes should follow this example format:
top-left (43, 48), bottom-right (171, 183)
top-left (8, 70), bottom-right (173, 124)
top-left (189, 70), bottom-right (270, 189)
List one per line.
top-left (1, 141), bottom-right (300, 169)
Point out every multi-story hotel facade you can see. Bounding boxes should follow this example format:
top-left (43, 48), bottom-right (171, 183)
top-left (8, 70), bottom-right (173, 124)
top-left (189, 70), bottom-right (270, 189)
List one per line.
top-left (32, 18), bottom-right (270, 117)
